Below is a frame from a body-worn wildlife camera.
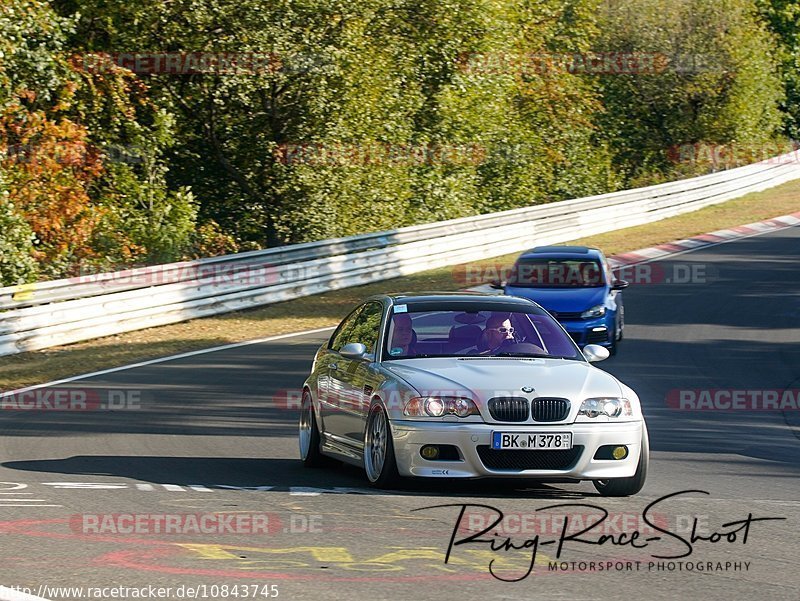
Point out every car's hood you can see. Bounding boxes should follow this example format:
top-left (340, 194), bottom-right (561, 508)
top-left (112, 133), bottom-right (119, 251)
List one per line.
top-left (383, 357), bottom-right (622, 407)
top-left (504, 285), bottom-right (607, 312)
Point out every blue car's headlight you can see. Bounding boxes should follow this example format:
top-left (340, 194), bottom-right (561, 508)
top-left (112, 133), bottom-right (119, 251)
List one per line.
top-left (581, 304), bottom-right (606, 318)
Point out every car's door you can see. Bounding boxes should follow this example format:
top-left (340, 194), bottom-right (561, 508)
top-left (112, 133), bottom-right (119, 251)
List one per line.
top-left (328, 301), bottom-right (385, 445)
top-left (318, 305), bottom-right (364, 436)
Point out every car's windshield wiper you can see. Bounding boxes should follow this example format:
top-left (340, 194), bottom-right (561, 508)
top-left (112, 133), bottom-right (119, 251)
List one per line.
top-left (493, 352), bottom-right (561, 358)
top-left (391, 353), bottom-right (457, 359)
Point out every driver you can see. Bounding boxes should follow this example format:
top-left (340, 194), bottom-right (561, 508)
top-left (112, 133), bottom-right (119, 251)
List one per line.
top-left (479, 313), bottom-right (516, 354)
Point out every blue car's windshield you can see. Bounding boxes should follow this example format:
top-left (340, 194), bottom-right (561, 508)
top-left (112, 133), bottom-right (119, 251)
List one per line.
top-left (383, 304), bottom-right (582, 360)
top-left (509, 259), bottom-right (605, 288)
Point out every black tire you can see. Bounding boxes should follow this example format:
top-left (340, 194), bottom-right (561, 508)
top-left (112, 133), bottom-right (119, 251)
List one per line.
top-left (608, 312), bottom-right (622, 355)
top-left (299, 390), bottom-right (326, 467)
top-left (593, 425), bottom-right (649, 497)
top-left (364, 403), bottom-right (400, 488)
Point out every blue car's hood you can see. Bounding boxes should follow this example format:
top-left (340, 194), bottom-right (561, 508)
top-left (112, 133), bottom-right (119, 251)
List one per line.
top-left (504, 285), bottom-right (607, 312)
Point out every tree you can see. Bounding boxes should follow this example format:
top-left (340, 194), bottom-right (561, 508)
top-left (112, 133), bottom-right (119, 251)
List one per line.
top-left (0, 172), bottom-right (39, 285)
top-left (1, 0), bottom-right (206, 278)
top-left (596, 0), bottom-right (786, 182)
top-left (58, 0), bottom-right (613, 245)
top-left (756, 0), bottom-right (800, 139)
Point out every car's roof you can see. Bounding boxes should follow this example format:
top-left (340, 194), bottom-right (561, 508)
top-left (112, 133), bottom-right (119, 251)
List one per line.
top-left (372, 292), bottom-right (537, 306)
top-left (518, 245), bottom-right (603, 260)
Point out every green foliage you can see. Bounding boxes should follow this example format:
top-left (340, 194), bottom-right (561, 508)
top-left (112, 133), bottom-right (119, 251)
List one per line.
top-left (756, 0), bottom-right (800, 138)
top-left (91, 160), bottom-right (199, 267)
top-left (0, 173), bottom-right (39, 285)
top-left (0, 0), bottom-right (73, 109)
top-left (595, 0), bottom-right (786, 181)
top-left (57, 0), bottom-right (616, 245)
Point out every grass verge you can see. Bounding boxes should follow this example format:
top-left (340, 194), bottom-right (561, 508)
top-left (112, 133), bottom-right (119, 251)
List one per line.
top-left (1, 179), bottom-right (799, 391)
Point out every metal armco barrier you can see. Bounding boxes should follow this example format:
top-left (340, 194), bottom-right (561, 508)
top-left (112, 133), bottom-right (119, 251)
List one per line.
top-left (1, 154), bottom-right (799, 356)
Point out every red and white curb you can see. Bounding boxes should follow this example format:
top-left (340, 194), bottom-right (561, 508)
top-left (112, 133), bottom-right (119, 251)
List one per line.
top-left (608, 211), bottom-right (800, 268)
top-left (468, 210), bottom-right (800, 292)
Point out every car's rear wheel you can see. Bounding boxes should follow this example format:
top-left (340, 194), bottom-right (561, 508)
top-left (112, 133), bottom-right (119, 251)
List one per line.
top-left (299, 391), bottom-right (325, 467)
top-left (593, 425), bottom-right (649, 497)
top-left (364, 403), bottom-right (400, 488)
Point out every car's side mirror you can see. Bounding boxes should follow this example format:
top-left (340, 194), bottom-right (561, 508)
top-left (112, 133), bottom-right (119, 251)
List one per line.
top-left (489, 279), bottom-right (505, 290)
top-left (611, 279), bottom-right (630, 291)
top-left (339, 342), bottom-right (369, 360)
top-left (583, 344), bottom-right (610, 362)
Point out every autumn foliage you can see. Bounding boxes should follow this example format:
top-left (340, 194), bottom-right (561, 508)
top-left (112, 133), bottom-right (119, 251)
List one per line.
top-left (1, 101), bottom-right (104, 273)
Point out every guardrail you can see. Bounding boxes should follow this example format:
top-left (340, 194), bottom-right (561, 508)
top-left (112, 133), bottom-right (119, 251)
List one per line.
top-left (1, 155), bottom-right (799, 356)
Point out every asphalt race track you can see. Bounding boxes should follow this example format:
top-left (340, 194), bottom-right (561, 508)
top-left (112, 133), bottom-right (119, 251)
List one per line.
top-left (1, 226), bottom-right (799, 601)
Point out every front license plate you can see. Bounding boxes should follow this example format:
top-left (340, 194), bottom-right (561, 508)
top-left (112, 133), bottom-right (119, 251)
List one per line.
top-left (491, 432), bottom-right (573, 450)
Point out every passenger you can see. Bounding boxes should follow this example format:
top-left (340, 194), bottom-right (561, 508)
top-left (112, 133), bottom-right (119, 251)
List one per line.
top-left (389, 313), bottom-right (417, 356)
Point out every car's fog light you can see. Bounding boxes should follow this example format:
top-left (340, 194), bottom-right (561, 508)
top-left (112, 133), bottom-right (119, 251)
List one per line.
top-left (421, 445), bottom-right (440, 459)
top-left (593, 444), bottom-right (629, 460)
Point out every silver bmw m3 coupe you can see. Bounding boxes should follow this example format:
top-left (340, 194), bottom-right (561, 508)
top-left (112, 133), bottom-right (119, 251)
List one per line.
top-left (299, 293), bottom-right (649, 496)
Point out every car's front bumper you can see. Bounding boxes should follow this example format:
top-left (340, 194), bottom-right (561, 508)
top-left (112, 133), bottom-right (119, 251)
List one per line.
top-left (560, 316), bottom-right (613, 347)
top-left (391, 419), bottom-right (643, 479)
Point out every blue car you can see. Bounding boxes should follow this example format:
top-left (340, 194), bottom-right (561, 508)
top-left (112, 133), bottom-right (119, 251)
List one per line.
top-left (492, 246), bottom-right (629, 354)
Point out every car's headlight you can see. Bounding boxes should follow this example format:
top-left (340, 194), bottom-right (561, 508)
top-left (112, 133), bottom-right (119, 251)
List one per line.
top-left (578, 397), bottom-right (632, 418)
top-left (581, 304), bottom-right (606, 318)
top-left (404, 397), bottom-right (479, 418)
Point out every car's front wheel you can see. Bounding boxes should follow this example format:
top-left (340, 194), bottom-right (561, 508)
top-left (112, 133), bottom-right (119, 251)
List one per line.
top-left (363, 403), bottom-right (400, 488)
top-left (608, 311), bottom-right (623, 355)
top-left (593, 425), bottom-right (649, 497)
top-left (299, 390), bottom-right (326, 467)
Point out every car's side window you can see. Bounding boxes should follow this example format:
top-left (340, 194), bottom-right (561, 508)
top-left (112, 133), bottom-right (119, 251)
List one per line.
top-left (605, 260), bottom-right (614, 284)
top-left (341, 301), bottom-right (384, 355)
top-left (328, 305), bottom-right (364, 351)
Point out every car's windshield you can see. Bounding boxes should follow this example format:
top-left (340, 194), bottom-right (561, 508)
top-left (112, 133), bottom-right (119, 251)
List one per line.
top-left (383, 303), bottom-right (582, 360)
top-left (509, 258), bottom-right (605, 288)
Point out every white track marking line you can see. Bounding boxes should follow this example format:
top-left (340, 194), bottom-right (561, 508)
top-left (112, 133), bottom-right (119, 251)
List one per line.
top-left (161, 484), bottom-right (185, 491)
top-left (0, 505), bottom-right (62, 508)
top-left (0, 499), bottom-right (50, 502)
